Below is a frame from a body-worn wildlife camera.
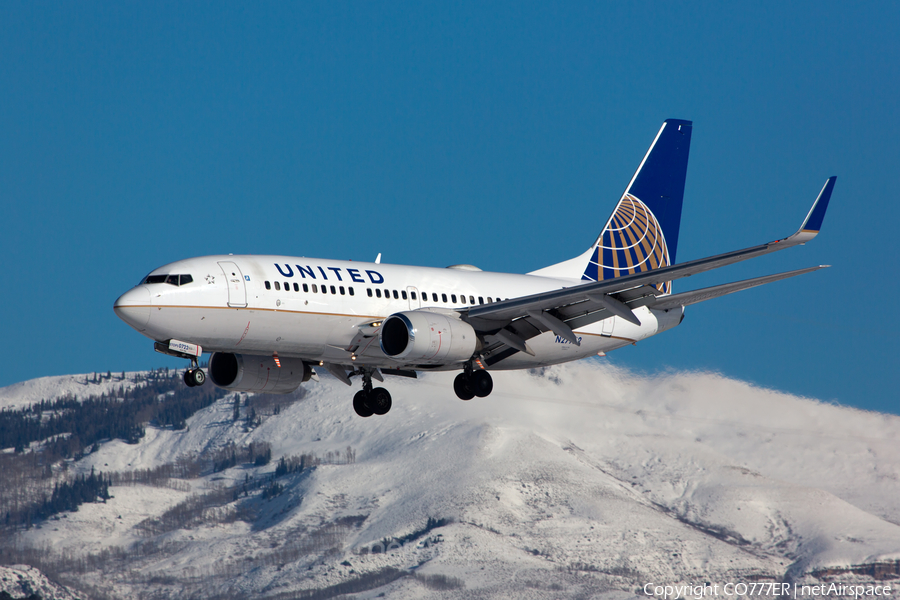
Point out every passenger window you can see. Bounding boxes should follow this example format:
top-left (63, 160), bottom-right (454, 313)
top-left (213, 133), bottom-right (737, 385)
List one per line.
top-left (331, 285), bottom-right (336, 294)
top-left (322, 285), bottom-right (327, 294)
top-left (275, 282), bottom-right (281, 291)
top-left (401, 290), bottom-right (407, 300)
top-left (487, 297), bottom-right (493, 303)
top-left (349, 287), bottom-right (354, 296)
top-left (478, 297), bottom-right (484, 304)
top-left (469, 295), bottom-right (475, 304)
top-left (284, 282), bottom-right (289, 291)
top-left (180, 275), bottom-right (193, 285)
top-left (339, 286), bottom-right (345, 295)
top-left (460, 295), bottom-right (466, 304)
top-left (294, 283), bottom-right (299, 292)
top-left (376, 289), bottom-right (382, 298)
top-left (442, 293), bottom-right (448, 303)
top-left (411, 291), bottom-right (416, 300)
top-left (166, 275), bottom-right (179, 286)
top-left (451, 294), bottom-right (457, 303)
top-left (433, 293), bottom-right (438, 302)
top-left (303, 283), bottom-right (309, 292)
top-left (367, 288), bottom-right (373, 297)
top-left (312, 284), bottom-right (318, 292)
top-left (393, 290), bottom-right (399, 299)
top-left (265, 281), bottom-right (271, 290)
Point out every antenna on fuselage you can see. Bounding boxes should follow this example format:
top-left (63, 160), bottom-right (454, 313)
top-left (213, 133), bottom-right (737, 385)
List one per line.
top-left (375, 253), bottom-right (382, 264)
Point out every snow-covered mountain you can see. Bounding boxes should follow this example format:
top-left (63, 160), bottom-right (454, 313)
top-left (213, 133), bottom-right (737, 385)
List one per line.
top-left (1, 361), bottom-right (898, 599)
top-left (0, 370), bottom-right (151, 412)
top-left (0, 564), bottom-right (83, 600)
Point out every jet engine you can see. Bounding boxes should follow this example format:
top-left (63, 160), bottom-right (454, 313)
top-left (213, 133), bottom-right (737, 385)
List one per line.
top-left (208, 352), bottom-right (312, 394)
top-left (380, 310), bottom-right (477, 364)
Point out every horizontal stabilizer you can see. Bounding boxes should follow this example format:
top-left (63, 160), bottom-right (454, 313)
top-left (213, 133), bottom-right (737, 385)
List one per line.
top-left (649, 266), bottom-right (828, 310)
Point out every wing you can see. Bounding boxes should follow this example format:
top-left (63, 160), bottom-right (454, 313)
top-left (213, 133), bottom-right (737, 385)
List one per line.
top-left (463, 177), bottom-right (836, 364)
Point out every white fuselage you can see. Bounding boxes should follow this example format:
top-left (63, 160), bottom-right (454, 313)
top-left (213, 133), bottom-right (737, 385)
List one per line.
top-left (114, 255), bottom-right (683, 371)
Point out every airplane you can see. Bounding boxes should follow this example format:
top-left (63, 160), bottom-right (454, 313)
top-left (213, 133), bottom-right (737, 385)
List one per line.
top-left (114, 119), bottom-right (835, 418)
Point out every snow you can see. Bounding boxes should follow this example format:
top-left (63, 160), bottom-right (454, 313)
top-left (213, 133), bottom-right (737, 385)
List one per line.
top-left (0, 564), bottom-right (84, 600)
top-left (4, 361), bottom-right (900, 598)
top-left (0, 371), bottom-right (156, 412)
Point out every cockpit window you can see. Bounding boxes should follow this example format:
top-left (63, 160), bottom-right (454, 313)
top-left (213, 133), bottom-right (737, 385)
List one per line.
top-left (143, 274), bottom-right (194, 286)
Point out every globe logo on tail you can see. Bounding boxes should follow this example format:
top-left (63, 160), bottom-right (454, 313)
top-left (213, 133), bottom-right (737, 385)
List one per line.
top-left (582, 194), bottom-right (672, 294)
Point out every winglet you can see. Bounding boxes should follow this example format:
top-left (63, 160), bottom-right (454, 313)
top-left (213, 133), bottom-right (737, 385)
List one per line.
top-left (799, 176), bottom-right (836, 234)
top-left (781, 177), bottom-right (836, 246)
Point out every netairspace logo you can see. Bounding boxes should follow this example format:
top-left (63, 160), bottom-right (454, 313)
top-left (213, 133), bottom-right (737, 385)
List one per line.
top-left (643, 582), bottom-right (894, 600)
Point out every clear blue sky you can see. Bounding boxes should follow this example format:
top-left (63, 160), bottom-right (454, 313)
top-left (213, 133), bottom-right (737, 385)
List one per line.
top-left (2, 2), bottom-right (898, 413)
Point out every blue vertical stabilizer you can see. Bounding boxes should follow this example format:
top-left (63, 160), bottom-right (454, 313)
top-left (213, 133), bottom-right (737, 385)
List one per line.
top-left (581, 119), bottom-right (692, 294)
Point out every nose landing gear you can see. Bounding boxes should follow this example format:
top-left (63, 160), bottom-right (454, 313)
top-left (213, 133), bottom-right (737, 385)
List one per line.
top-left (183, 357), bottom-right (206, 388)
top-left (352, 369), bottom-right (392, 417)
top-left (184, 367), bottom-right (206, 387)
top-left (154, 340), bottom-right (206, 388)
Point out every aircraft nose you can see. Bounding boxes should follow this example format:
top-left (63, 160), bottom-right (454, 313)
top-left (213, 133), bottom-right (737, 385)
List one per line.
top-left (114, 286), bottom-right (151, 331)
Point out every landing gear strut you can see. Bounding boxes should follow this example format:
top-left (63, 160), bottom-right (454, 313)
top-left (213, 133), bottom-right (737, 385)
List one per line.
top-left (454, 363), bottom-right (493, 400)
top-left (183, 357), bottom-right (206, 388)
top-left (154, 341), bottom-right (206, 389)
top-left (352, 369), bottom-right (392, 417)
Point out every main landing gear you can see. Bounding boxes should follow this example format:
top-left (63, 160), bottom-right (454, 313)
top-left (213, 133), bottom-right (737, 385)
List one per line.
top-left (183, 357), bottom-right (206, 388)
top-left (353, 370), bottom-right (392, 417)
top-left (454, 365), bottom-right (493, 401)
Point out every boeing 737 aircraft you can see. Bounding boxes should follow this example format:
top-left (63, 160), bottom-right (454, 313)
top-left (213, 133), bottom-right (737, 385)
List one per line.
top-left (114, 119), bottom-right (835, 417)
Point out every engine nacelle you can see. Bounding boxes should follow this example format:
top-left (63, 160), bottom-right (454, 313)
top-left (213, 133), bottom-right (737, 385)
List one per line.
top-left (380, 310), bottom-right (477, 364)
top-left (208, 352), bottom-right (312, 394)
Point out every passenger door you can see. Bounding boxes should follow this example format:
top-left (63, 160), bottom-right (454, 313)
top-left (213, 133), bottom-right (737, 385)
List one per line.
top-left (218, 261), bottom-right (248, 308)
